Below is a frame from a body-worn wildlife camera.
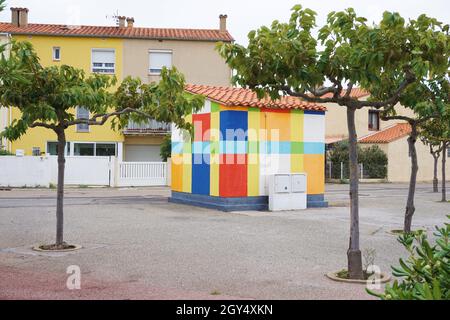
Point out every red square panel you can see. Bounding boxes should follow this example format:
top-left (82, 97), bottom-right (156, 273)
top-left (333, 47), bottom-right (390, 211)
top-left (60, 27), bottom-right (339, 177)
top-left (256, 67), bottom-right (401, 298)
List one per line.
top-left (219, 155), bottom-right (248, 198)
top-left (193, 113), bottom-right (211, 142)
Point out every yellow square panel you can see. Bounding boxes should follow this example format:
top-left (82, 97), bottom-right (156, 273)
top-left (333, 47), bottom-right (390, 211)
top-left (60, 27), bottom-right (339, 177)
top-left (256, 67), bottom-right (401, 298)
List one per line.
top-left (291, 154), bottom-right (305, 173)
top-left (304, 154), bottom-right (325, 195)
top-left (290, 110), bottom-right (304, 142)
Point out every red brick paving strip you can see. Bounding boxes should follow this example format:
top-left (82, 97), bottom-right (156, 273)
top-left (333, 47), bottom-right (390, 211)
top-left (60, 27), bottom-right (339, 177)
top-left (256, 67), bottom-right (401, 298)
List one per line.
top-left (0, 266), bottom-right (248, 300)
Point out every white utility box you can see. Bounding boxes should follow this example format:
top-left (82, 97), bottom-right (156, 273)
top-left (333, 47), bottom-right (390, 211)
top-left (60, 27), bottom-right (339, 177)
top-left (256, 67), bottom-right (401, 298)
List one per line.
top-left (269, 173), bottom-right (308, 211)
top-left (290, 174), bottom-right (307, 210)
top-left (292, 174), bottom-right (307, 193)
top-left (275, 174), bottom-right (291, 193)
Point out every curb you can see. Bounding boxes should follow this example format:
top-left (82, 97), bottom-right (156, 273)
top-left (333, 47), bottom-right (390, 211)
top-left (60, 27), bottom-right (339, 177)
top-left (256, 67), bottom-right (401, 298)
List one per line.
top-left (326, 272), bottom-right (392, 285)
top-left (32, 244), bottom-right (83, 253)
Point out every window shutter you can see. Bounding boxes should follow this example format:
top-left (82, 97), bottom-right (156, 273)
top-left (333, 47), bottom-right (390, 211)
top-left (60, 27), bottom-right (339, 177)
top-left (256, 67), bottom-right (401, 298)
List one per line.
top-left (92, 49), bottom-right (115, 73)
top-left (77, 107), bottom-right (90, 131)
top-left (92, 50), bottom-right (115, 64)
top-left (149, 51), bottom-right (172, 73)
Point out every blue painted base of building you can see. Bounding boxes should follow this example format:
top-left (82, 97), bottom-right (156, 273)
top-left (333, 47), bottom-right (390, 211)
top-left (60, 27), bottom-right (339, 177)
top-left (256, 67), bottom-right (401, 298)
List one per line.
top-left (307, 194), bottom-right (329, 208)
top-left (170, 192), bottom-right (328, 212)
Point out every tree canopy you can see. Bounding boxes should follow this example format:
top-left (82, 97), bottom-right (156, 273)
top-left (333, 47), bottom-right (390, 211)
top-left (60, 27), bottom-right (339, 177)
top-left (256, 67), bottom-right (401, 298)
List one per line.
top-left (217, 4), bottom-right (449, 280)
top-left (218, 5), bottom-right (449, 108)
top-left (0, 39), bottom-right (204, 248)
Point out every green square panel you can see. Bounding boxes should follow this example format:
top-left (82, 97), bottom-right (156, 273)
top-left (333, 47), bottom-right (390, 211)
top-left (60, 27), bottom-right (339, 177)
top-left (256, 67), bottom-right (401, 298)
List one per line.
top-left (210, 141), bottom-right (220, 155)
top-left (211, 102), bottom-right (220, 113)
top-left (183, 142), bottom-right (192, 154)
top-left (291, 142), bottom-right (304, 155)
top-left (248, 141), bottom-right (259, 154)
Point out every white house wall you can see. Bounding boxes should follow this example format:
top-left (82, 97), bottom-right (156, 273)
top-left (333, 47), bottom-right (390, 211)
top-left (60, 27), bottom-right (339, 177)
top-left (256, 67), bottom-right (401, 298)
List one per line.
top-left (386, 138), bottom-right (450, 183)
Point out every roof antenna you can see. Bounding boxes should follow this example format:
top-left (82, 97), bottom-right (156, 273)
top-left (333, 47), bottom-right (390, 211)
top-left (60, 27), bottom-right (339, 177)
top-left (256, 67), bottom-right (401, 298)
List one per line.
top-left (106, 10), bottom-right (121, 26)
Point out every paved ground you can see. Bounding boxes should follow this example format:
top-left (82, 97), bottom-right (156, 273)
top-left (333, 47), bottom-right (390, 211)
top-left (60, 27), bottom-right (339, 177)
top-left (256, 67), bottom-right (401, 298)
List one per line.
top-left (0, 183), bottom-right (448, 300)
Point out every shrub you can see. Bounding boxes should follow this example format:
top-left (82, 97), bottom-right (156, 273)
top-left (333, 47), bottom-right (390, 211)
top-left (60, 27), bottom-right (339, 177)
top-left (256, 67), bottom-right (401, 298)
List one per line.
top-left (368, 216), bottom-right (450, 300)
top-left (160, 135), bottom-right (172, 162)
top-left (328, 141), bottom-right (357, 179)
top-left (0, 147), bottom-right (13, 156)
top-left (328, 141), bottom-right (387, 179)
top-left (359, 145), bottom-right (388, 179)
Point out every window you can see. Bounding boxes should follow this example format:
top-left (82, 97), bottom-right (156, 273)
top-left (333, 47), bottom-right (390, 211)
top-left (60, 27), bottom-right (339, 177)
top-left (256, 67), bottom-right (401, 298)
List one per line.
top-left (448, 147), bottom-right (450, 158)
top-left (149, 50), bottom-right (172, 75)
top-left (96, 143), bottom-right (117, 157)
top-left (53, 47), bottom-right (61, 61)
top-left (76, 107), bottom-right (90, 132)
top-left (47, 142), bottom-right (70, 156)
top-left (32, 147), bottom-right (41, 156)
top-left (74, 143), bottom-right (95, 156)
top-left (92, 49), bottom-right (115, 74)
top-left (368, 110), bottom-right (380, 131)
top-left (74, 142), bottom-right (116, 157)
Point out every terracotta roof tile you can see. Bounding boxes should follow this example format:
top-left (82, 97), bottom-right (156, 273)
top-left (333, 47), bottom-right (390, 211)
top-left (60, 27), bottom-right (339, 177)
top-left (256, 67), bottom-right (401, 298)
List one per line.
top-left (359, 123), bottom-right (412, 144)
top-left (0, 22), bottom-right (234, 42)
top-left (185, 85), bottom-right (326, 111)
top-left (322, 88), bottom-right (370, 99)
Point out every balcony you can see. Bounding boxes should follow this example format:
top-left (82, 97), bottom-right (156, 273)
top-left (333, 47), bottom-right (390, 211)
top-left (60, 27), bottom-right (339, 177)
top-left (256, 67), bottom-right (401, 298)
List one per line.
top-left (123, 120), bottom-right (171, 136)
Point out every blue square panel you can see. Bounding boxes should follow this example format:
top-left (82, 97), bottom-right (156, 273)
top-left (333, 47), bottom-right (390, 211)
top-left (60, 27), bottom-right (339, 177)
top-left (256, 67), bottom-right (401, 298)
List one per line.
top-left (220, 111), bottom-right (248, 142)
top-left (192, 154), bottom-right (210, 195)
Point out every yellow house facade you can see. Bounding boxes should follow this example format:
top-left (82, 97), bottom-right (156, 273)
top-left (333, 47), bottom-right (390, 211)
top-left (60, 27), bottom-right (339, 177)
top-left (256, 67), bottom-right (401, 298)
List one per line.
top-left (0, 8), bottom-right (233, 161)
top-left (7, 35), bottom-right (124, 158)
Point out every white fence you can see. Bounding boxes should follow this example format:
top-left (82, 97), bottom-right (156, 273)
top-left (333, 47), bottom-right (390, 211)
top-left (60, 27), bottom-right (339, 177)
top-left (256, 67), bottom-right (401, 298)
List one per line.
top-left (0, 156), bottom-right (169, 188)
top-left (62, 157), bottom-right (112, 186)
top-left (0, 156), bottom-right (51, 187)
top-left (117, 162), bottom-right (167, 187)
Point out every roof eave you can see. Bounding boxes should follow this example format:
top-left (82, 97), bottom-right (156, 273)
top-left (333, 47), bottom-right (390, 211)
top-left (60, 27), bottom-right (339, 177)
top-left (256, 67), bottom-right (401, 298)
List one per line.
top-left (7, 31), bottom-right (233, 42)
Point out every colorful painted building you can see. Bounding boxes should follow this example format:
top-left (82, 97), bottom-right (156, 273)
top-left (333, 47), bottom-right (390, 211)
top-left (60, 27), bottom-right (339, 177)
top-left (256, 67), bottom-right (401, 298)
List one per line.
top-left (170, 85), bottom-right (328, 211)
top-left (0, 8), bottom-right (233, 161)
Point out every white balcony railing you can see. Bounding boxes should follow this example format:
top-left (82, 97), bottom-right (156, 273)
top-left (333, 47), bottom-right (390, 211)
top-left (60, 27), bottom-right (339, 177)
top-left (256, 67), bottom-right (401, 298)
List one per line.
top-left (123, 120), bottom-right (171, 135)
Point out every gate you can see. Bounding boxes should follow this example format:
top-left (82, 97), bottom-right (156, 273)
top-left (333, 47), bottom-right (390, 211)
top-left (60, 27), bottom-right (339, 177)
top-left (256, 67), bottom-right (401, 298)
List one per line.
top-left (117, 162), bottom-right (167, 187)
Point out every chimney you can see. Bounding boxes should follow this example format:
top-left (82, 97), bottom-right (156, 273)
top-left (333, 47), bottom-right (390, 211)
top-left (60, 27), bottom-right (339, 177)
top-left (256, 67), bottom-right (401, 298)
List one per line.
top-left (118, 16), bottom-right (126, 28)
top-left (19, 8), bottom-right (29, 28)
top-left (11, 8), bottom-right (29, 28)
top-left (11, 8), bottom-right (19, 27)
top-left (126, 17), bottom-right (135, 28)
top-left (219, 14), bottom-right (228, 33)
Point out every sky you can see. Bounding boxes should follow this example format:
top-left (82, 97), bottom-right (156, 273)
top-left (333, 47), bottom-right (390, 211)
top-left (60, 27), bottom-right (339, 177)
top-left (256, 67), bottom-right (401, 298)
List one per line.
top-left (0, 0), bottom-right (449, 45)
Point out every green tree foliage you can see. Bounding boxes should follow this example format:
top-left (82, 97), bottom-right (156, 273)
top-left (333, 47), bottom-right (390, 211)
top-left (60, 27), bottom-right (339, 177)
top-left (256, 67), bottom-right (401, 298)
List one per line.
top-left (0, 0), bottom-right (5, 12)
top-left (0, 41), bottom-right (204, 247)
top-left (421, 110), bottom-right (450, 202)
top-left (114, 76), bottom-right (204, 134)
top-left (421, 113), bottom-right (450, 194)
top-left (160, 135), bottom-right (172, 162)
top-left (218, 4), bottom-right (449, 279)
top-left (421, 115), bottom-right (450, 149)
top-left (369, 216), bottom-right (450, 300)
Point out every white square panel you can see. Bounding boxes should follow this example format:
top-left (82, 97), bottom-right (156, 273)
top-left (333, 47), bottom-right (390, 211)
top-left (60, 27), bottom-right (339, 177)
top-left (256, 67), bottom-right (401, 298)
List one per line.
top-left (304, 114), bottom-right (325, 143)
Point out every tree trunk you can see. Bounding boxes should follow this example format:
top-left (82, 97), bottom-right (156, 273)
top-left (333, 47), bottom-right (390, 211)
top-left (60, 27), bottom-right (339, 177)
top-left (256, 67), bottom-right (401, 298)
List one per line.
top-left (56, 129), bottom-right (66, 246)
top-left (442, 142), bottom-right (447, 203)
top-left (346, 107), bottom-right (363, 280)
top-left (433, 154), bottom-right (439, 193)
top-left (404, 127), bottom-right (418, 233)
